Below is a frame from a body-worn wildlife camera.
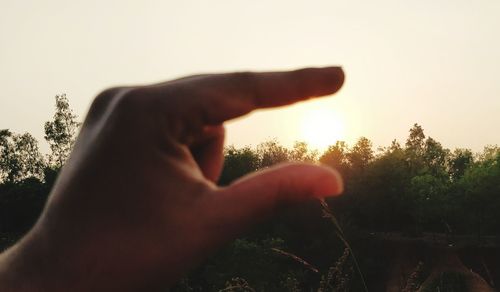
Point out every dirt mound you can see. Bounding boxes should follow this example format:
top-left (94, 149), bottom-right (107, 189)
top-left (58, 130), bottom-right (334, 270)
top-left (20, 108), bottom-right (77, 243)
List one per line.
top-left (360, 233), bottom-right (498, 291)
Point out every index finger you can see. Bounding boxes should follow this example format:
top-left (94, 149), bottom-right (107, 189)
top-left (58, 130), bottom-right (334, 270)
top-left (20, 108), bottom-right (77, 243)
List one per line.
top-left (161, 67), bottom-right (345, 124)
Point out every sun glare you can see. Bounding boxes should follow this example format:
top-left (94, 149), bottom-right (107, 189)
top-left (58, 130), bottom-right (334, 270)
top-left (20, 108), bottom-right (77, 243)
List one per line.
top-left (299, 108), bottom-right (345, 150)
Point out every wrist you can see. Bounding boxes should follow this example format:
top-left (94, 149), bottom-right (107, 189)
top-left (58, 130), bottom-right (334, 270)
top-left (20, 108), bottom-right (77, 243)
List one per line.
top-left (0, 223), bottom-right (87, 291)
top-left (0, 229), bottom-right (49, 291)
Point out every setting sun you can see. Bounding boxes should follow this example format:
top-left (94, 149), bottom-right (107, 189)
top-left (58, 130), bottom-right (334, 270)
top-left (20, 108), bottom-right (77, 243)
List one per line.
top-left (299, 108), bottom-right (345, 150)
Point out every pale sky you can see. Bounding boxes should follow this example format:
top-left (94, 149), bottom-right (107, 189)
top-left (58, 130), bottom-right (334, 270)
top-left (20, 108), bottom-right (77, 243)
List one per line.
top-left (1, 0), bottom-right (499, 152)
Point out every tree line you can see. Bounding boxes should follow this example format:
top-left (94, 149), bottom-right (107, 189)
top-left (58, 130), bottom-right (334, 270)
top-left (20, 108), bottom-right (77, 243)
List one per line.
top-left (0, 94), bottom-right (79, 239)
top-left (221, 126), bottom-right (500, 238)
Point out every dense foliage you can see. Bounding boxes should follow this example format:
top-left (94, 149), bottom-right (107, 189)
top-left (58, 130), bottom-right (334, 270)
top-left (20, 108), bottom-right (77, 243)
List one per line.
top-left (1, 95), bottom-right (499, 290)
top-left (218, 128), bottom-right (500, 238)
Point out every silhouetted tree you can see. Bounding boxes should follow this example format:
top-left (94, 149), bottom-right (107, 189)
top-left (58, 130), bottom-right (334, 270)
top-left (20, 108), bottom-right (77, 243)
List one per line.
top-left (257, 139), bottom-right (289, 168)
top-left (44, 94), bottom-right (80, 168)
top-left (219, 146), bottom-right (260, 185)
top-left (358, 143), bottom-right (411, 231)
top-left (0, 130), bottom-right (45, 183)
top-left (405, 123), bottom-right (426, 175)
top-left (459, 148), bottom-right (500, 239)
top-left (447, 148), bottom-right (474, 180)
top-left (405, 123), bottom-right (425, 155)
top-left (289, 141), bottom-right (317, 163)
top-left (423, 137), bottom-right (449, 176)
top-left (347, 137), bottom-right (373, 173)
top-left (320, 141), bottom-right (349, 175)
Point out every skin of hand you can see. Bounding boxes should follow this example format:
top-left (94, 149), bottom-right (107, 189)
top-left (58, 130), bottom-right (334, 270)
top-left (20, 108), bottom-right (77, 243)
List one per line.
top-left (0, 67), bottom-right (344, 291)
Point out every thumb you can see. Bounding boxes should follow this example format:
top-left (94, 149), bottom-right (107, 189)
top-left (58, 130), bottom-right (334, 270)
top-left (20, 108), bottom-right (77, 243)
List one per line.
top-left (212, 163), bottom-right (343, 232)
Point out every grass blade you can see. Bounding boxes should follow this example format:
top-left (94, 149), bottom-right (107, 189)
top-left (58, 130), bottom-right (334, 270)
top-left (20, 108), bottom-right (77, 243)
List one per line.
top-left (319, 198), bottom-right (369, 292)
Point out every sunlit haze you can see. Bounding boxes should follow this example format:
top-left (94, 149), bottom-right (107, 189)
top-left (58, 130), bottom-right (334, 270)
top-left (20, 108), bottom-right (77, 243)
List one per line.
top-left (299, 106), bottom-right (345, 151)
top-left (1, 0), bottom-right (499, 152)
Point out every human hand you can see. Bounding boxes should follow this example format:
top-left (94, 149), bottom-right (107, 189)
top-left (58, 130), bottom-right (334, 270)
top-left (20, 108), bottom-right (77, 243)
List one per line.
top-left (0, 67), bottom-right (344, 291)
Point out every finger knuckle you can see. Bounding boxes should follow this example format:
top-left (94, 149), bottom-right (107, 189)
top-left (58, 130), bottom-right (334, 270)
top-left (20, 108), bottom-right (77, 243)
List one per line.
top-left (228, 71), bottom-right (259, 106)
top-left (90, 87), bottom-right (123, 113)
top-left (113, 87), bottom-right (149, 113)
top-left (231, 71), bottom-right (256, 88)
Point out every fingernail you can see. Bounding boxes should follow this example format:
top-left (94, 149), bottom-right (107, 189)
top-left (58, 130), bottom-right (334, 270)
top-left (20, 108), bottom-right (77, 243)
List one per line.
top-left (316, 166), bottom-right (344, 197)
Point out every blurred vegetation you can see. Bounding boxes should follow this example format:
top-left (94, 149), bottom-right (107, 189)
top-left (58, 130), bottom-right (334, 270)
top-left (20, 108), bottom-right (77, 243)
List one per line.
top-left (1, 95), bottom-right (499, 290)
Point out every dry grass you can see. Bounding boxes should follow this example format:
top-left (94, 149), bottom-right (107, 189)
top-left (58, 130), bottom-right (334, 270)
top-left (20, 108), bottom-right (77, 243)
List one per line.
top-left (319, 198), bottom-right (369, 292)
